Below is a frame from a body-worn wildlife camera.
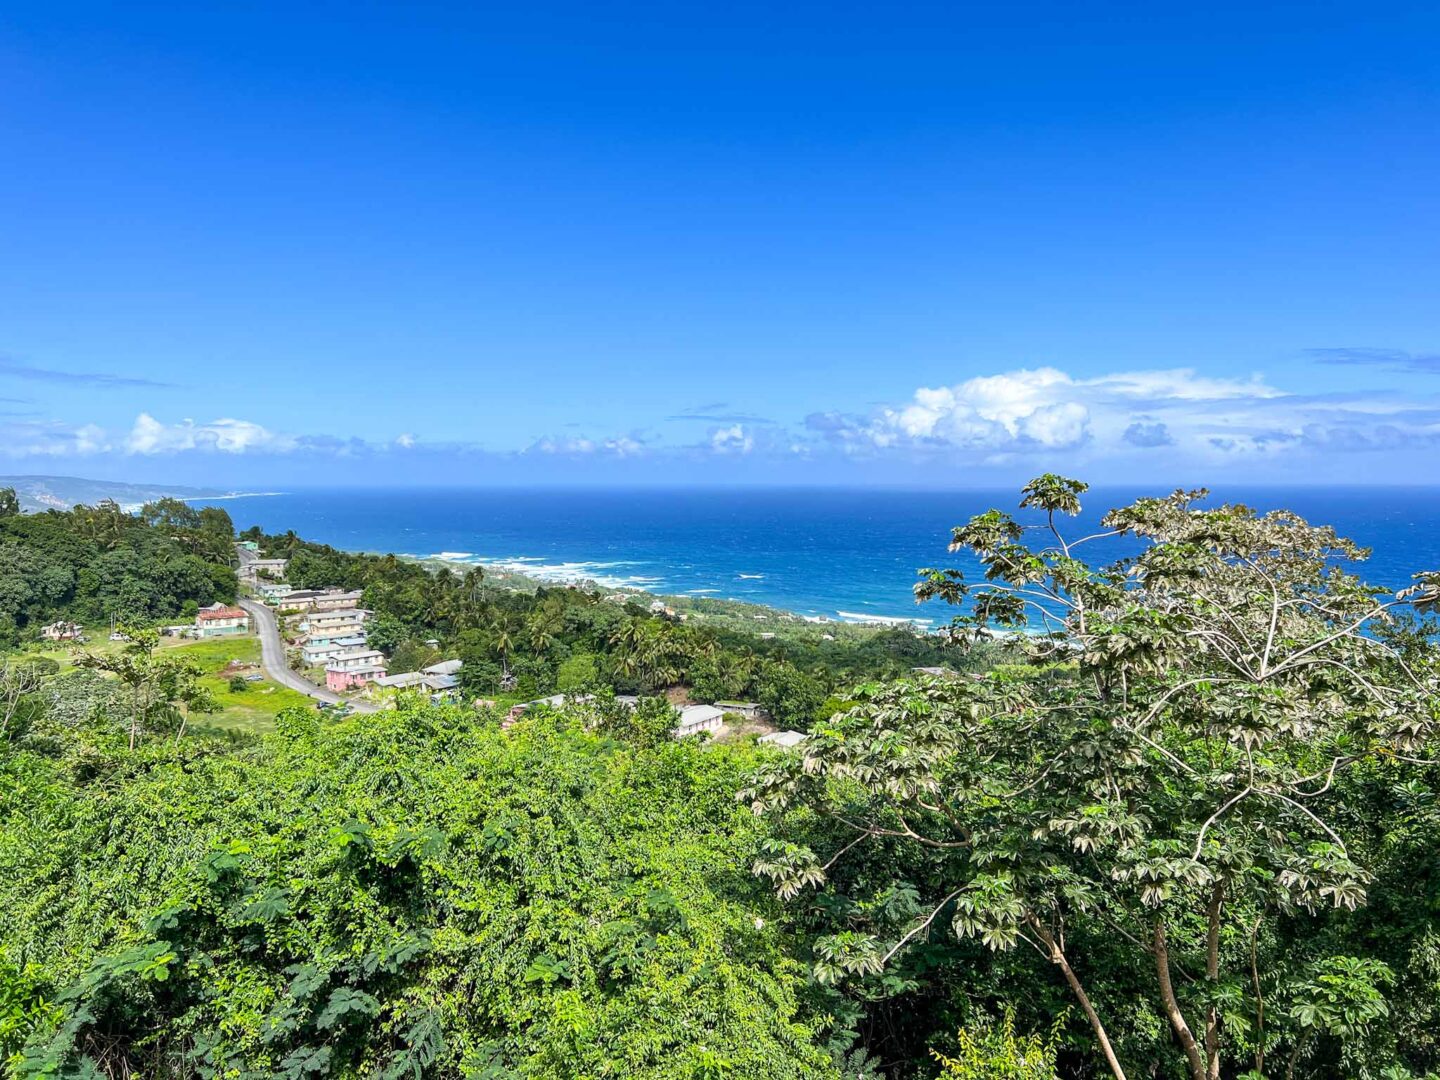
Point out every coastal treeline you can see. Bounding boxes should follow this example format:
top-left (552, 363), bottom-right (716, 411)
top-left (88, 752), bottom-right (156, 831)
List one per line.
top-left (2, 479), bottom-right (1439, 1079)
top-left (0, 495), bottom-right (238, 648)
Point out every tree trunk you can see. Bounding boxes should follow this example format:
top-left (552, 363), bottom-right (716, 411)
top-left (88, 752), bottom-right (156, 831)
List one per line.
top-left (1250, 915), bottom-right (1266, 1077)
top-left (1205, 882), bottom-right (1224, 1080)
top-left (1155, 920), bottom-right (1207, 1080)
top-left (1032, 921), bottom-right (1128, 1080)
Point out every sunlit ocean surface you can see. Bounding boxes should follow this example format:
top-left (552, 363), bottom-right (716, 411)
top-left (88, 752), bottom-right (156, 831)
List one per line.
top-left (197, 487), bottom-right (1440, 625)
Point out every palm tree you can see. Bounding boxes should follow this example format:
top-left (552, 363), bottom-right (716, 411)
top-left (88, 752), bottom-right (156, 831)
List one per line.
top-left (488, 614), bottom-right (518, 681)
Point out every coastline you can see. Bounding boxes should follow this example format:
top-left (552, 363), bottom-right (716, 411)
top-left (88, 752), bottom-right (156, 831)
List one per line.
top-left (401, 552), bottom-right (939, 636)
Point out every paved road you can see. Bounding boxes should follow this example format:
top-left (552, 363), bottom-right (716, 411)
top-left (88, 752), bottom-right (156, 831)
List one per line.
top-left (237, 597), bottom-right (377, 713)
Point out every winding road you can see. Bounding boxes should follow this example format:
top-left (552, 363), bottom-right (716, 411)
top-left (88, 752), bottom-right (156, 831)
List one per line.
top-left (237, 597), bottom-right (377, 713)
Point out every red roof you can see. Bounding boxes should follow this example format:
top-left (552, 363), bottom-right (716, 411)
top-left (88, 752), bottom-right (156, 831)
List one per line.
top-left (197, 606), bottom-right (248, 622)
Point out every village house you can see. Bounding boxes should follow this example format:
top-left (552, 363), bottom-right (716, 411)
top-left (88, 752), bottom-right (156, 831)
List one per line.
top-left (302, 624), bottom-right (368, 646)
top-left (325, 661), bottom-right (387, 692)
top-left (326, 648), bottom-right (386, 673)
top-left (238, 558), bottom-right (287, 585)
top-left (373, 670), bottom-right (428, 690)
top-left (372, 659), bottom-right (464, 694)
top-left (273, 589), bottom-right (365, 613)
top-left (301, 634), bottom-right (367, 666)
top-left (674, 703), bottom-right (724, 738)
top-left (195, 604), bottom-right (250, 637)
top-left (422, 673), bottom-right (460, 694)
top-left (311, 590), bottom-right (366, 612)
top-left (256, 580), bottom-right (293, 600)
top-left (40, 621), bottom-right (85, 642)
top-left (302, 608), bottom-right (371, 633)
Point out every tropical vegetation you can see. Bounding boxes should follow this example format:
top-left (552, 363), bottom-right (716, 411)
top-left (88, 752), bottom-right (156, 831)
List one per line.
top-left (1, 478), bottom-right (1437, 1078)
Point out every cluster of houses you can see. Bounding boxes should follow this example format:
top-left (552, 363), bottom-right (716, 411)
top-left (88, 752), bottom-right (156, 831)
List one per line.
top-left (227, 548), bottom-right (808, 742)
top-left (44, 607), bottom-right (255, 644)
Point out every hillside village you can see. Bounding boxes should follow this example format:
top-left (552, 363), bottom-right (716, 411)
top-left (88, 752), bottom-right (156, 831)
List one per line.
top-left (235, 543), bottom-right (807, 743)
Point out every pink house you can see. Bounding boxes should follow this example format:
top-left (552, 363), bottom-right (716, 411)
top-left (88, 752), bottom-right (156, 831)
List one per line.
top-left (325, 660), bottom-right (386, 692)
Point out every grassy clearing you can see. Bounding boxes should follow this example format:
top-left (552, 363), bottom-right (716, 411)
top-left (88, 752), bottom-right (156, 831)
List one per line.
top-left (27, 631), bottom-right (314, 736)
top-left (168, 636), bottom-right (314, 735)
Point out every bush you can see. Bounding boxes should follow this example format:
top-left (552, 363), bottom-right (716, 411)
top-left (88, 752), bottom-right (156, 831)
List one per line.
top-left (931, 1014), bottom-right (1059, 1079)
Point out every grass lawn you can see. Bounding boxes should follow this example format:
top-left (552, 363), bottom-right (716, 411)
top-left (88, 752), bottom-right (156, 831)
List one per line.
top-left (170, 636), bottom-right (315, 736)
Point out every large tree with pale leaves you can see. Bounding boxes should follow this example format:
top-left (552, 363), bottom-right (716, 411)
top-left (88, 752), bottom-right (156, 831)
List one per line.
top-left (743, 477), bottom-right (1440, 1080)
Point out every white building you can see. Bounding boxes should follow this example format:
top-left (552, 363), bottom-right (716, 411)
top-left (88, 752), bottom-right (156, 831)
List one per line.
top-left (303, 608), bottom-right (371, 632)
top-left (674, 704), bottom-right (724, 738)
top-left (195, 604), bottom-right (250, 637)
top-left (239, 558), bottom-right (288, 584)
top-left (326, 648), bottom-right (386, 672)
top-left (302, 635), bottom-right (367, 666)
top-left (275, 589), bottom-right (365, 613)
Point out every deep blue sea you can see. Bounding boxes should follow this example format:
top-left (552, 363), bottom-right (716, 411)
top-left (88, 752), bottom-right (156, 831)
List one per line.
top-left (196, 488), bottom-right (1440, 627)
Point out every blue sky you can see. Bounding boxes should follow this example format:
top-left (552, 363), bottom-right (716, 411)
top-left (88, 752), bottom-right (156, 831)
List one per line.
top-left (2, 1), bottom-right (1438, 488)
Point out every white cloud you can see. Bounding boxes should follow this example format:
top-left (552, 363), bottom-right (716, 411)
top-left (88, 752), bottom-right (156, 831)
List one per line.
top-left (125, 413), bottom-right (299, 455)
top-left (710, 424), bottom-right (754, 455)
top-left (807, 364), bottom-right (1440, 471)
top-left (394, 432), bottom-right (416, 449)
top-left (0, 419), bottom-right (112, 457)
top-left (528, 433), bottom-right (646, 457)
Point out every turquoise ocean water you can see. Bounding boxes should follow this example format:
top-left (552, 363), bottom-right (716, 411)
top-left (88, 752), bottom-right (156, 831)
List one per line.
top-left (198, 487), bottom-right (1440, 626)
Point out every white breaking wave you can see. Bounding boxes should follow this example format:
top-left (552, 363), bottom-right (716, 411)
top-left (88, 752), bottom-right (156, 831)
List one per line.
top-left (835, 611), bottom-right (934, 627)
top-left (737, 573), bottom-right (765, 579)
top-left (421, 549), bottom-right (663, 589)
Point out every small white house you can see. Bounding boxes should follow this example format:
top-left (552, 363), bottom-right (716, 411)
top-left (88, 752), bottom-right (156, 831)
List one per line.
top-left (40, 621), bottom-right (85, 642)
top-left (674, 704), bottom-right (724, 738)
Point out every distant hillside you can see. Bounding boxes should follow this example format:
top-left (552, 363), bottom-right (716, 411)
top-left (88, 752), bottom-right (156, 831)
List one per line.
top-left (0, 474), bottom-right (225, 513)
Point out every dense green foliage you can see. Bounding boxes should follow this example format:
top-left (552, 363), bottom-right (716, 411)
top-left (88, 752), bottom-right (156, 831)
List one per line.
top-left (0, 494), bottom-right (237, 646)
top-left (1, 480), bottom-right (1437, 1078)
top-left (1, 702), bottom-right (839, 1078)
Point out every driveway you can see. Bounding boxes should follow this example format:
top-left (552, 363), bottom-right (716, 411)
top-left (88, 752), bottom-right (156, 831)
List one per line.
top-left (237, 597), bottom-right (377, 713)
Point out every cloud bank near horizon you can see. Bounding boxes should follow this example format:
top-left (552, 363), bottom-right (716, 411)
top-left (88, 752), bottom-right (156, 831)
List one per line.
top-left (3, 362), bottom-right (1439, 485)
